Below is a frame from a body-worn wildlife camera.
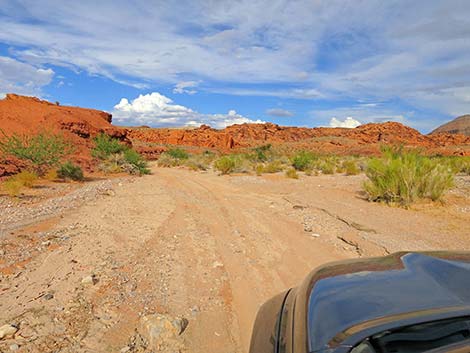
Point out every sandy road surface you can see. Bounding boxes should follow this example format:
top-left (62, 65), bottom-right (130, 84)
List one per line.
top-left (1, 167), bottom-right (469, 352)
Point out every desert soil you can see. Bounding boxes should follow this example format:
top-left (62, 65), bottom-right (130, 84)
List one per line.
top-left (1, 165), bottom-right (469, 352)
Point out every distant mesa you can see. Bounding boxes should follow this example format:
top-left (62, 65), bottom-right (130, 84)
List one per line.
top-left (432, 115), bottom-right (470, 136)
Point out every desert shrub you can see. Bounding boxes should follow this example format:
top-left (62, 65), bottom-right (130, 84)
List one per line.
top-left (166, 148), bottom-right (189, 160)
top-left (252, 144), bottom-right (272, 162)
top-left (318, 160), bottom-right (336, 174)
top-left (0, 131), bottom-right (73, 175)
top-left (57, 161), bottom-right (84, 181)
top-left (91, 133), bottom-right (126, 160)
top-left (123, 149), bottom-right (150, 175)
top-left (157, 153), bottom-right (181, 168)
top-left (363, 146), bottom-right (454, 205)
top-left (100, 151), bottom-right (150, 176)
top-left (285, 167), bottom-right (299, 179)
top-left (214, 156), bottom-right (236, 174)
top-left (93, 134), bottom-right (149, 175)
top-left (343, 160), bottom-right (361, 175)
top-left (291, 151), bottom-right (316, 171)
top-left (183, 153), bottom-right (216, 171)
top-left (256, 160), bottom-right (285, 175)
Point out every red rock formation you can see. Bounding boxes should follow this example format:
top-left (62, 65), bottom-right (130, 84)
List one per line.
top-left (0, 94), bottom-right (129, 176)
top-left (128, 121), bottom-right (470, 156)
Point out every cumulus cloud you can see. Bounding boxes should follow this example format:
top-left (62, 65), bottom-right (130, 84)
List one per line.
top-left (173, 81), bottom-right (199, 95)
top-left (0, 56), bottom-right (54, 96)
top-left (113, 92), bottom-right (264, 129)
top-left (266, 108), bottom-right (294, 117)
top-left (329, 117), bottom-right (361, 128)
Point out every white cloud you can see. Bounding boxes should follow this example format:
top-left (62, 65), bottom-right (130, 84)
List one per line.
top-left (113, 92), bottom-right (264, 129)
top-left (173, 81), bottom-right (199, 95)
top-left (0, 56), bottom-right (54, 96)
top-left (266, 108), bottom-right (294, 117)
top-left (329, 117), bottom-right (361, 128)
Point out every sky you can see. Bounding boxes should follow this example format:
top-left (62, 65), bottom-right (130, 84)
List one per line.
top-left (1, 1), bottom-right (470, 132)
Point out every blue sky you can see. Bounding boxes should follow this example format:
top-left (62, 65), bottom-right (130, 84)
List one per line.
top-left (1, 1), bottom-right (470, 132)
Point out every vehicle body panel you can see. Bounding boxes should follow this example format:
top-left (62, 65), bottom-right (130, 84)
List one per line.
top-left (249, 251), bottom-right (470, 353)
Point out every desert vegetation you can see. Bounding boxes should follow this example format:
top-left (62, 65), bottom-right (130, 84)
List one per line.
top-left (92, 133), bottom-right (150, 175)
top-left (363, 146), bottom-right (455, 205)
top-left (153, 144), bottom-right (470, 207)
top-left (0, 131), bottom-right (150, 197)
top-left (0, 131), bottom-right (74, 175)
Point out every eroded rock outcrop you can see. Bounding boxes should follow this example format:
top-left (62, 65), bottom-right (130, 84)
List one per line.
top-left (0, 94), bottom-right (130, 176)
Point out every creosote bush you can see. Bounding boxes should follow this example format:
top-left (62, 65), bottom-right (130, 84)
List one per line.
top-left (363, 146), bottom-right (454, 206)
top-left (57, 161), bottom-right (84, 181)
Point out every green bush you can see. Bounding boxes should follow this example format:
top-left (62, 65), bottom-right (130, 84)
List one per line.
top-left (291, 151), bottom-right (316, 171)
top-left (123, 149), bottom-right (150, 175)
top-left (363, 146), bottom-right (454, 205)
top-left (0, 131), bottom-right (73, 174)
top-left (91, 133), bottom-right (126, 160)
top-left (445, 156), bottom-right (470, 175)
top-left (214, 156), bottom-right (236, 174)
top-left (252, 144), bottom-right (272, 162)
top-left (166, 148), bottom-right (189, 160)
top-left (93, 134), bottom-right (149, 175)
top-left (57, 161), bottom-right (84, 181)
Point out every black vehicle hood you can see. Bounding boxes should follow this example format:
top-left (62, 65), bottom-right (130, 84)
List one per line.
top-left (307, 252), bottom-right (470, 352)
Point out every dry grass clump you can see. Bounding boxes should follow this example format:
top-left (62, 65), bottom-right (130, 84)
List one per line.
top-left (285, 168), bottom-right (299, 179)
top-left (183, 151), bottom-right (217, 171)
top-left (1, 170), bottom-right (38, 197)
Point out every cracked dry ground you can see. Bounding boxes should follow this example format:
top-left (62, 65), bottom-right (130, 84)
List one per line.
top-left (1, 167), bottom-right (469, 352)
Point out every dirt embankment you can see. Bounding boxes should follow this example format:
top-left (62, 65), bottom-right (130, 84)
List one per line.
top-left (0, 94), bottom-right (129, 177)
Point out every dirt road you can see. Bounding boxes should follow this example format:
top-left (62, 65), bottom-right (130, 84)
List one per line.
top-left (1, 167), bottom-right (469, 352)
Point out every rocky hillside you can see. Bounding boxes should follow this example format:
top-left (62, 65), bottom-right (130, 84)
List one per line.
top-left (432, 115), bottom-right (470, 136)
top-left (0, 94), bottom-right (128, 176)
top-left (129, 121), bottom-right (470, 157)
